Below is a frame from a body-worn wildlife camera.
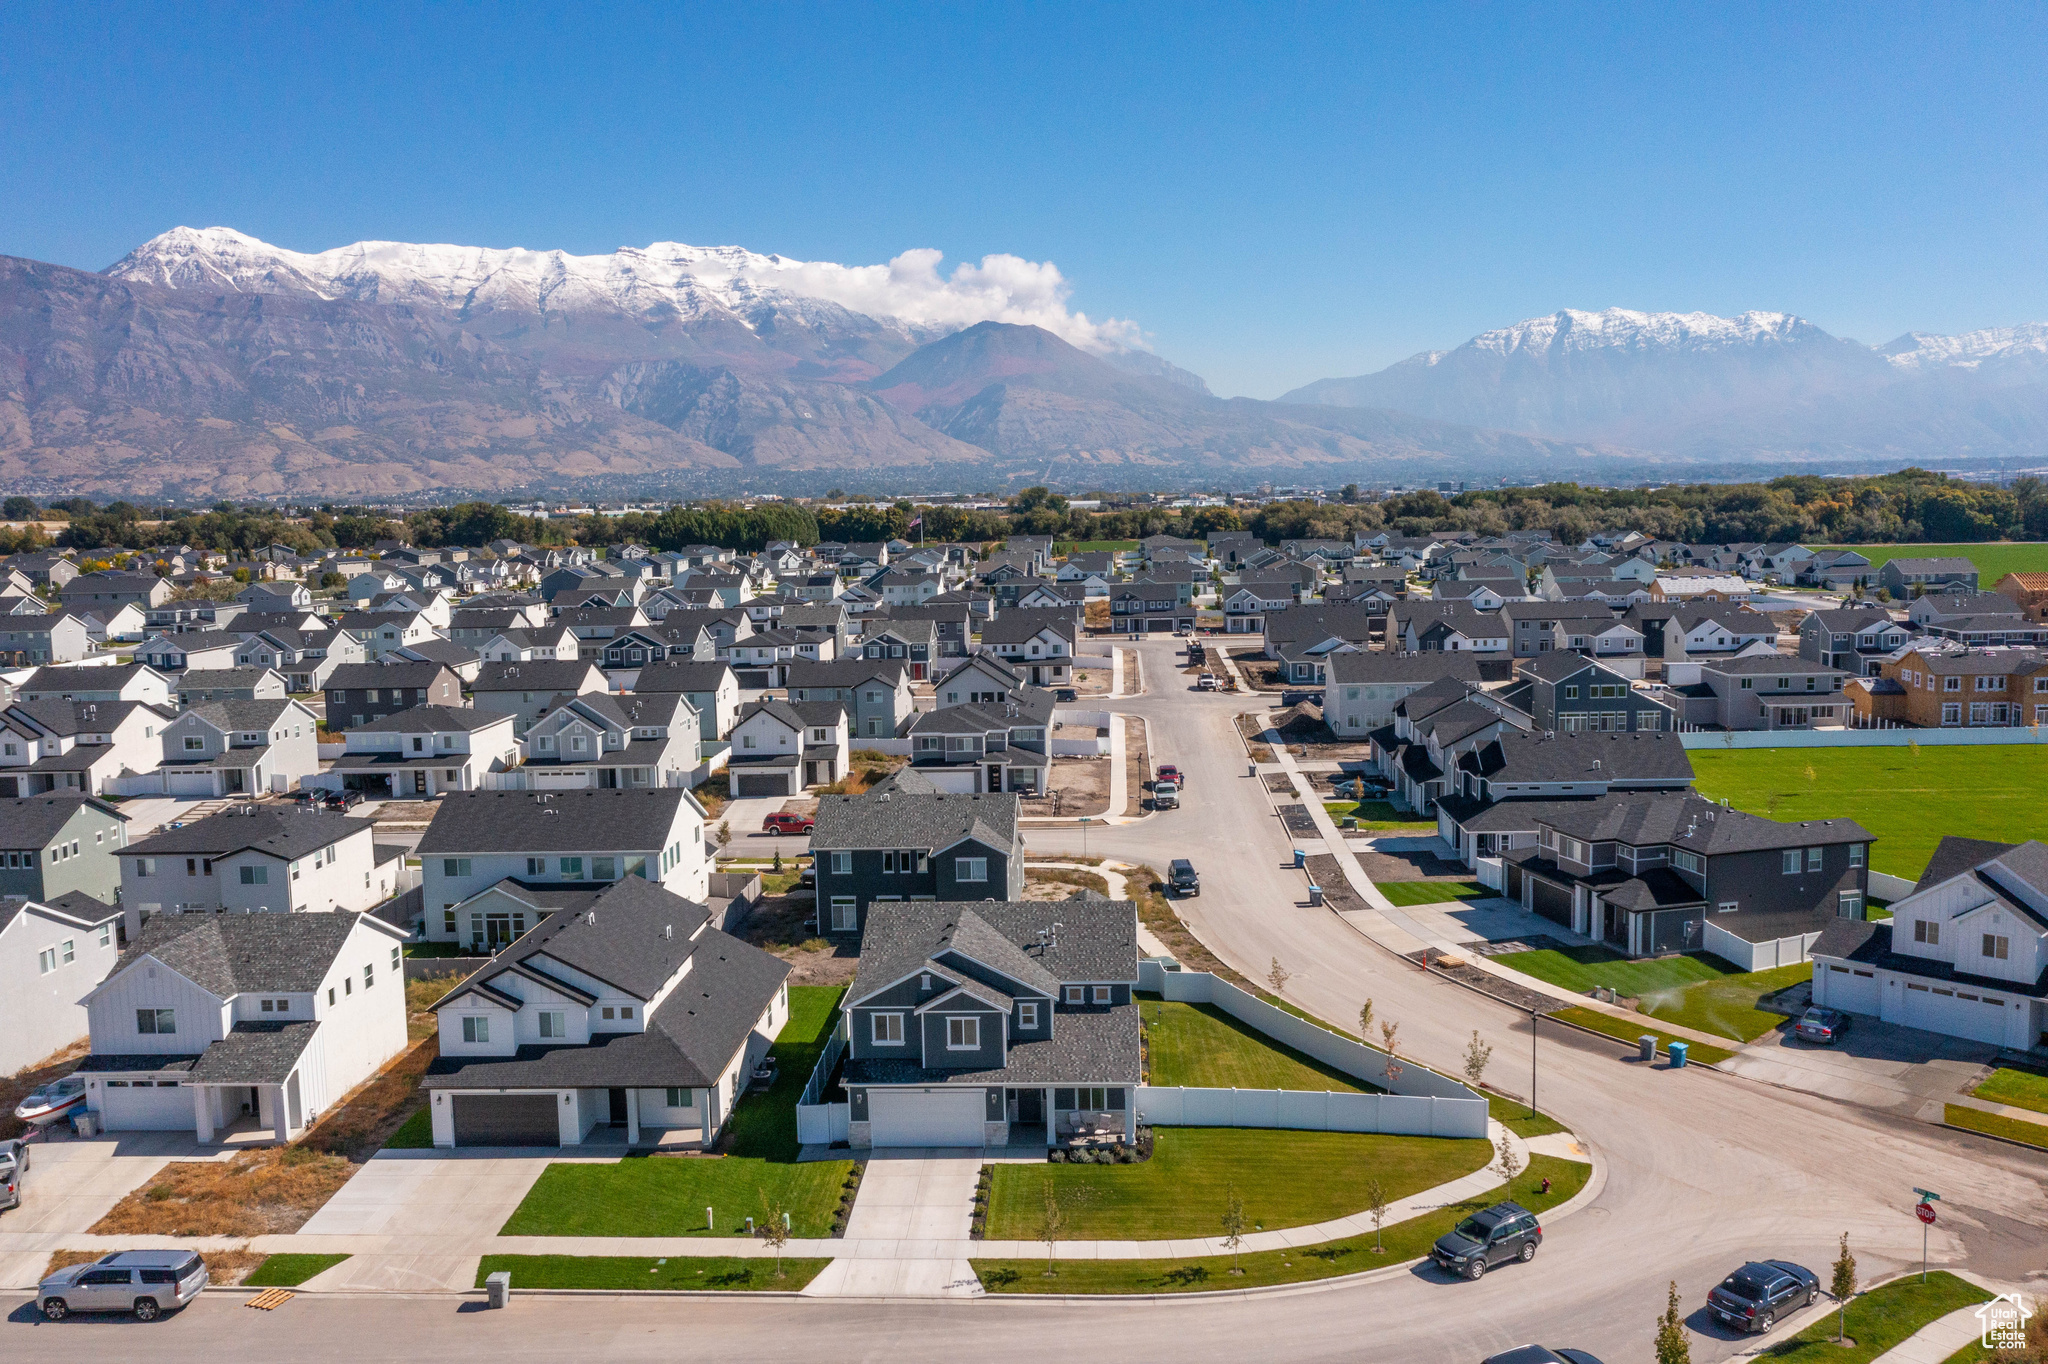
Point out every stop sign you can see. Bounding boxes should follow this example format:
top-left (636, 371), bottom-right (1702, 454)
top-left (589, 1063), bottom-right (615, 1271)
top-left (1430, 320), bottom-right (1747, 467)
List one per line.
top-left (1916, 1202), bottom-right (1937, 1225)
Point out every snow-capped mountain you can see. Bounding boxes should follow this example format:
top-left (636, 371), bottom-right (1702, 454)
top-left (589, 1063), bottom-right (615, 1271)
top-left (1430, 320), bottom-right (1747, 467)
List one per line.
top-left (107, 226), bottom-right (1138, 354)
top-left (1459, 307), bottom-right (1820, 357)
top-left (1878, 322), bottom-right (2048, 372)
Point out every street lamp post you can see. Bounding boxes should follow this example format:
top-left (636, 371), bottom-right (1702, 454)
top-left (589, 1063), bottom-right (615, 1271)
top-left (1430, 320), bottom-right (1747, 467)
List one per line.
top-left (1529, 1007), bottom-right (1539, 1120)
top-left (1079, 816), bottom-right (1091, 860)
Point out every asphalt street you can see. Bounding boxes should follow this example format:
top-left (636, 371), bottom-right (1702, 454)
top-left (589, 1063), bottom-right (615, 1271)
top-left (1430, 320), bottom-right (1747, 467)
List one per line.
top-left (7, 637), bottom-right (2043, 1362)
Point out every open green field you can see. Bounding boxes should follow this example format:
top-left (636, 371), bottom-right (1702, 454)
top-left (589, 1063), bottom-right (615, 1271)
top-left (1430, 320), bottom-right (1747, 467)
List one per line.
top-left (984, 1128), bottom-right (1490, 1240)
top-left (1496, 946), bottom-right (1808, 1042)
top-left (975, 1155), bottom-right (1584, 1293)
top-left (1690, 745), bottom-right (2048, 878)
top-left (1761, 1271), bottom-right (1989, 1364)
top-left (1815, 542), bottom-right (2048, 582)
top-left (1055, 540), bottom-right (1141, 554)
top-left (1375, 880), bottom-right (1491, 906)
top-left (1139, 997), bottom-right (1373, 1091)
top-left (498, 987), bottom-right (853, 1238)
top-left (1972, 1067), bottom-right (2048, 1115)
top-left (474, 1254), bottom-right (828, 1292)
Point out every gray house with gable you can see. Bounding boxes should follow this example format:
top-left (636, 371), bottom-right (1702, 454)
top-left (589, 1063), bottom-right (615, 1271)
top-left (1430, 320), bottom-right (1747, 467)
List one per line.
top-left (809, 788), bottom-right (1023, 935)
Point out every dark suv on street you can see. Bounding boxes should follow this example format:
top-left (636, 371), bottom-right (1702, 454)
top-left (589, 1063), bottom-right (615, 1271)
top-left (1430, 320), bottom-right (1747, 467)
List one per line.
top-left (1169, 859), bottom-right (1200, 897)
top-left (1430, 1200), bottom-right (1542, 1279)
top-left (1707, 1260), bottom-right (1818, 1333)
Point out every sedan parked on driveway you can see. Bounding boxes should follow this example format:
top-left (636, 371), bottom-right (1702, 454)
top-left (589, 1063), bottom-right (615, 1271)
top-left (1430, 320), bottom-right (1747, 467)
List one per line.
top-left (761, 811), bottom-right (816, 835)
top-left (1793, 1007), bottom-right (1851, 1044)
top-left (0, 1139), bottom-right (26, 1212)
top-left (1431, 1200), bottom-right (1542, 1279)
top-left (1707, 1260), bottom-right (1819, 1333)
top-left (39, 1249), bottom-right (209, 1321)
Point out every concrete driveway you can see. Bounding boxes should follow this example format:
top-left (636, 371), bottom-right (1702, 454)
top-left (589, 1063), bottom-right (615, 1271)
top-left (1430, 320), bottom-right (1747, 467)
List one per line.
top-left (840, 1150), bottom-right (979, 1242)
top-left (0, 1130), bottom-right (216, 1289)
top-left (1718, 1016), bottom-right (1998, 1115)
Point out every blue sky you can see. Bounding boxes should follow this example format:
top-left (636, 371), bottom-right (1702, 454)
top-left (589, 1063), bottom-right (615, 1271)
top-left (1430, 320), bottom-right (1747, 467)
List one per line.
top-left (5, 1), bottom-right (2046, 398)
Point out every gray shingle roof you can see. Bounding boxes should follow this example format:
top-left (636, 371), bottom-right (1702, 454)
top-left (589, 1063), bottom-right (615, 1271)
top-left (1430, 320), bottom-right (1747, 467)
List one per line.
top-left (784, 658), bottom-right (907, 690)
top-left (416, 789), bottom-right (695, 855)
top-left (1460, 730), bottom-right (1695, 785)
top-left (126, 806), bottom-right (369, 860)
top-left (325, 662), bottom-right (457, 692)
top-left (351, 705), bottom-right (507, 734)
top-left (1325, 652), bottom-right (1483, 687)
top-left (1914, 835), bottom-right (2022, 893)
top-left (1542, 791), bottom-right (1870, 854)
top-left (187, 1020), bottom-right (322, 1084)
top-left (630, 659), bottom-right (736, 693)
top-left (473, 660), bottom-right (605, 693)
top-left (182, 698), bottom-right (300, 731)
top-left (811, 790), bottom-right (1019, 855)
top-left (852, 899), bottom-right (1137, 1007)
top-left (111, 912), bottom-right (372, 995)
top-left (0, 794), bottom-right (127, 845)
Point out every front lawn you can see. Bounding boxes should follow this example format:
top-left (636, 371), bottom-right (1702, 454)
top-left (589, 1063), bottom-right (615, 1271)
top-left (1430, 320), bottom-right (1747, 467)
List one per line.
top-left (474, 1254), bottom-right (828, 1292)
top-left (1760, 1270), bottom-right (1989, 1364)
top-left (244, 1253), bottom-right (351, 1287)
top-left (1324, 800), bottom-right (1436, 831)
top-left (381, 1107), bottom-right (434, 1150)
top-left (984, 1127), bottom-right (1490, 1240)
top-left (1488, 1093), bottom-right (1566, 1140)
top-left (1690, 745), bottom-right (2048, 879)
top-left (498, 985), bottom-right (853, 1238)
top-left (1547, 1006), bottom-right (1736, 1066)
top-left (1138, 997), bottom-right (1373, 1092)
top-left (1376, 880), bottom-right (1491, 906)
top-left (1944, 1104), bottom-right (2048, 1150)
top-left (1496, 946), bottom-right (1805, 1042)
top-left (975, 1154), bottom-right (1584, 1293)
top-left (1971, 1066), bottom-right (2048, 1116)
top-left (402, 942), bottom-right (478, 958)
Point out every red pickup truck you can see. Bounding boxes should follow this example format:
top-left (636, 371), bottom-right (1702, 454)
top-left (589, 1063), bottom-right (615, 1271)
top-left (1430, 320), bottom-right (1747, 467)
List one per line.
top-left (761, 811), bottom-right (816, 835)
top-left (1156, 764), bottom-right (1183, 787)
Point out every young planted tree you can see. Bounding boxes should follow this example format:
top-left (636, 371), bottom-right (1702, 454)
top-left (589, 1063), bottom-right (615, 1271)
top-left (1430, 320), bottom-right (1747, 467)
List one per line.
top-left (1380, 1020), bottom-right (1403, 1085)
top-left (1364, 1178), bottom-right (1389, 1253)
top-left (1655, 1280), bottom-right (1692, 1364)
top-left (760, 1198), bottom-right (790, 1278)
top-left (1220, 1182), bottom-right (1248, 1275)
top-left (1494, 1133), bottom-right (1522, 1186)
top-left (1358, 998), bottom-right (1374, 1041)
top-left (1831, 1233), bottom-right (1857, 1343)
top-left (1463, 1030), bottom-right (1494, 1090)
top-left (1267, 957), bottom-right (1292, 997)
top-left (1039, 1180), bottom-right (1067, 1277)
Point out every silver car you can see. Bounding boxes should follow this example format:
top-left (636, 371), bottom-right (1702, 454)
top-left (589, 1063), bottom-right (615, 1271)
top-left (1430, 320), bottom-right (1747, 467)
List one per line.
top-left (39, 1249), bottom-right (208, 1320)
top-left (0, 1143), bottom-right (23, 1212)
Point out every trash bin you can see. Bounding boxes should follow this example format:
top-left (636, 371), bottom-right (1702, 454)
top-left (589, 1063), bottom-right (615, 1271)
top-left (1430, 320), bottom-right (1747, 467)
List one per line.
top-left (1341, 816), bottom-right (1357, 830)
top-left (71, 1110), bottom-right (97, 1138)
top-left (1669, 1042), bottom-right (1688, 1068)
top-left (485, 1270), bottom-right (511, 1308)
top-left (1293, 849), bottom-right (1306, 869)
top-left (1247, 762), bottom-right (1257, 778)
top-left (1637, 1034), bottom-right (1657, 1063)
top-left (1308, 885), bottom-right (1324, 907)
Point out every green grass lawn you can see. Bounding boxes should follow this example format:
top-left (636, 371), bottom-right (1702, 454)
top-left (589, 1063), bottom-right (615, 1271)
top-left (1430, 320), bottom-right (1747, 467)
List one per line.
top-left (498, 986), bottom-right (853, 1238)
top-left (401, 942), bottom-right (479, 958)
top-left (1488, 1093), bottom-right (1566, 1139)
top-left (1547, 1006), bottom-right (1737, 1065)
top-left (975, 1155), bottom-right (1584, 1293)
top-left (1813, 542), bottom-right (2048, 582)
top-left (1971, 1067), bottom-right (2048, 1116)
top-left (243, 1253), bottom-right (350, 1287)
top-left (474, 1254), bottom-right (828, 1292)
top-left (1501, 945), bottom-right (1801, 1041)
top-left (1760, 1271), bottom-right (1989, 1364)
top-left (381, 1107), bottom-right (434, 1150)
top-left (1691, 746), bottom-right (2048, 879)
top-left (1944, 1104), bottom-right (2048, 1149)
top-left (1138, 997), bottom-right (1374, 1092)
top-left (1324, 800), bottom-right (1436, 831)
top-left (1055, 540), bottom-right (1141, 554)
top-left (985, 1127), bottom-right (1490, 1240)
top-left (1375, 880), bottom-right (1491, 906)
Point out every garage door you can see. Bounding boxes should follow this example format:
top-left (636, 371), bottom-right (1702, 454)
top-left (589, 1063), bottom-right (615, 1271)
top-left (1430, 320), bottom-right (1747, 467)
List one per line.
top-left (1818, 963), bottom-right (1879, 1014)
top-left (733, 772), bottom-right (791, 798)
top-left (451, 1093), bottom-right (560, 1146)
top-left (165, 770), bottom-right (217, 796)
top-left (98, 1080), bottom-right (192, 1131)
top-left (1531, 877), bottom-right (1572, 927)
top-left (1899, 982), bottom-right (2009, 1045)
top-left (868, 1088), bottom-right (987, 1148)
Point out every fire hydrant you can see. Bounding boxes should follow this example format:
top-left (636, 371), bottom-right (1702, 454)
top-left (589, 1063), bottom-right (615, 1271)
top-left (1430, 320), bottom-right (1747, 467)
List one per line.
top-left (1540, 1176), bottom-right (1552, 1196)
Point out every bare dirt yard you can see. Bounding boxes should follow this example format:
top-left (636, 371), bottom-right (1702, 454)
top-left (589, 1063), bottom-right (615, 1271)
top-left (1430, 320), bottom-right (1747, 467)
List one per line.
top-left (1068, 657), bottom-right (1116, 696)
top-left (739, 893), bottom-right (858, 986)
top-left (1023, 867), bottom-right (1111, 901)
top-left (1351, 845), bottom-right (1472, 882)
top-left (1233, 650), bottom-right (1288, 692)
top-left (1122, 716), bottom-right (1150, 817)
top-left (1031, 754), bottom-right (1111, 817)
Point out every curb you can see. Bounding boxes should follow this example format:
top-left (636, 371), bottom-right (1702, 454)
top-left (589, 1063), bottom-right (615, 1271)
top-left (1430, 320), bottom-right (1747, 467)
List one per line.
top-left (1936, 1117), bottom-right (2048, 1154)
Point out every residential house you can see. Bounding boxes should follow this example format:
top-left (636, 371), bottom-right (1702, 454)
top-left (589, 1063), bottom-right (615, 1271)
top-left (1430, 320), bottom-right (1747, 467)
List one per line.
top-left (174, 668), bottom-right (290, 707)
top-left (1879, 557), bottom-right (1980, 596)
top-left (1798, 550), bottom-right (1876, 590)
top-left (336, 609), bottom-right (439, 660)
top-left (1511, 652), bottom-right (1674, 734)
top-left (1811, 835), bottom-right (2048, 1048)
top-left (15, 664), bottom-right (174, 707)
top-left (1649, 572), bottom-right (1752, 603)
top-left (725, 700), bottom-right (849, 796)
top-left (324, 662), bottom-right (464, 730)
top-left (0, 611), bottom-right (97, 666)
top-left (903, 692), bottom-right (1053, 795)
top-left (937, 655), bottom-right (1031, 709)
top-left (1222, 577), bottom-right (1307, 632)
top-left (1056, 553), bottom-right (1118, 598)
top-left (1323, 652), bottom-right (1486, 735)
top-left (785, 659), bottom-right (914, 743)
top-left (121, 806), bottom-right (401, 923)
top-left (810, 789), bottom-right (1024, 935)
top-left (1107, 583), bottom-right (1194, 634)
top-left (513, 691), bottom-right (700, 791)
top-left (0, 698), bottom-right (167, 798)
top-left (4, 551), bottom-right (79, 589)
top-left (632, 660), bottom-right (741, 743)
top-left (1369, 678), bottom-right (1534, 813)
top-left (1384, 602), bottom-right (1511, 656)
top-left (390, 638), bottom-right (483, 685)
top-left (1862, 644), bottom-right (2048, 729)
top-left (237, 583), bottom-right (312, 613)
top-left (416, 789), bottom-right (714, 948)
top-left (151, 698), bottom-right (321, 798)
top-left (855, 620), bottom-right (936, 682)
top-left (138, 630), bottom-right (241, 672)
top-left (478, 624), bottom-right (582, 663)
top-left (75, 911), bottom-right (409, 1141)
top-left (233, 625), bottom-right (363, 694)
top-left (0, 891), bottom-right (124, 1073)
top-left (1624, 603), bottom-right (1779, 663)
top-left (0, 794), bottom-right (129, 905)
top-left (1798, 607), bottom-right (1911, 677)
top-left (1661, 656), bottom-right (1851, 730)
top-left (58, 572), bottom-right (172, 613)
top-left (1012, 581), bottom-right (1089, 613)
top-left (469, 660), bottom-right (609, 735)
top-left (328, 706), bottom-right (520, 799)
top-left (76, 602), bottom-right (149, 646)
top-left (1994, 572), bottom-right (2048, 623)
top-left (842, 898), bottom-right (1140, 1148)
top-left (977, 611), bottom-right (1077, 687)
top-left (421, 876), bottom-right (788, 1147)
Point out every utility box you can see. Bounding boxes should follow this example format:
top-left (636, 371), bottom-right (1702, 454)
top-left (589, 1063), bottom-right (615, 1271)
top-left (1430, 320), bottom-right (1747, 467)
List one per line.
top-left (486, 1271), bottom-right (511, 1308)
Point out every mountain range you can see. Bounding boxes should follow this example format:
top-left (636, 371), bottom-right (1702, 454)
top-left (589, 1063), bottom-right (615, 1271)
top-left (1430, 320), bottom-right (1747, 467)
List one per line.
top-left (5, 228), bottom-right (2048, 498)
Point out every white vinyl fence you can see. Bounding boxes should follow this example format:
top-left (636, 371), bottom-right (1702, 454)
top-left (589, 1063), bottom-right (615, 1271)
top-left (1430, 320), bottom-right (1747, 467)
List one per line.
top-left (1702, 920), bottom-right (1821, 973)
top-left (1475, 856), bottom-right (1504, 891)
top-left (794, 1024), bottom-right (850, 1146)
top-left (1869, 871), bottom-right (1917, 901)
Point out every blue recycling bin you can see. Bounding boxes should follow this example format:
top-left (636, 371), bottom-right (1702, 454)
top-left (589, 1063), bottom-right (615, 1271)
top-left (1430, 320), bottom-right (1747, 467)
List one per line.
top-left (1293, 849), bottom-right (1306, 869)
top-left (1669, 1041), bottom-right (1688, 1068)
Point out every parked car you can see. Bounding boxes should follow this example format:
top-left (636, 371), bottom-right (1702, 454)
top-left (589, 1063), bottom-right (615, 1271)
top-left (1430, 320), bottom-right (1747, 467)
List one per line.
top-left (1054, 687), bottom-right (1079, 702)
top-left (1707, 1260), bottom-right (1819, 1333)
top-left (323, 789), bottom-right (365, 811)
top-left (1151, 780), bottom-right (1180, 811)
top-left (38, 1249), bottom-right (209, 1321)
top-left (12, 1074), bottom-right (86, 1126)
top-left (287, 788), bottom-right (325, 805)
top-left (1482, 1350), bottom-right (1606, 1364)
top-left (1430, 1200), bottom-right (1542, 1280)
top-left (1156, 763), bottom-right (1183, 787)
top-left (761, 811), bottom-right (816, 835)
top-left (1197, 673), bottom-right (1218, 690)
top-left (1169, 858), bottom-right (1200, 897)
top-left (0, 1138), bottom-right (27, 1212)
top-left (1793, 1006), bottom-right (1851, 1044)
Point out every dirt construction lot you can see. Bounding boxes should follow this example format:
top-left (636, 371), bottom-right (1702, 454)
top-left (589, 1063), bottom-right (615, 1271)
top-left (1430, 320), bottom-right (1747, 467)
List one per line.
top-left (1039, 754), bottom-right (1111, 816)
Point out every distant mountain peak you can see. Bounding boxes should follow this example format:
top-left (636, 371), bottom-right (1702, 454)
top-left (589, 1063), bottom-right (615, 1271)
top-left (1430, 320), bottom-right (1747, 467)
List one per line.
top-left (1463, 307), bottom-right (1818, 357)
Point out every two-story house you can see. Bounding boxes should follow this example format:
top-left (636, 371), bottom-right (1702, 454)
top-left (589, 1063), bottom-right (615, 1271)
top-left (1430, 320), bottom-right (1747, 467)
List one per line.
top-left (1662, 656), bottom-right (1850, 730)
top-left (1434, 730), bottom-right (1698, 865)
top-left (903, 692), bottom-right (1053, 795)
top-left (1856, 644), bottom-right (2048, 729)
top-left (328, 706), bottom-right (519, 799)
top-left (1811, 835), bottom-right (2048, 1048)
top-left (0, 697), bottom-right (168, 799)
top-left (416, 789), bottom-right (713, 948)
top-left (232, 625), bottom-right (362, 694)
top-left (0, 891), bottom-right (124, 1073)
top-left (58, 572), bottom-right (173, 613)
top-left (16, 663), bottom-right (175, 707)
top-left (324, 662), bottom-right (465, 729)
top-left (856, 620), bottom-right (935, 681)
top-left (785, 659), bottom-right (914, 743)
top-left (1322, 652), bottom-right (1486, 735)
top-left (810, 788), bottom-right (1023, 934)
top-left (514, 691), bottom-right (700, 791)
top-left (0, 611), bottom-right (96, 666)
top-left (632, 659), bottom-right (741, 743)
top-left (976, 612), bottom-right (1076, 687)
top-left (1798, 606), bottom-right (1911, 677)
top-left (470, 659), bottom-right (609, 734)
top-left (0, 793), bottom-right (128, 906)
top-left (152, 697), bottom-right (321, 798)
top-left (121, 804), bottom-right (402, 922)
top-left (174, 668), bottom-right (290, 708)
top-left (1878, 557), bottom-right (1979, 596)
top-left (1367, 676), bottom-right (1534, 813)
top-left (726, 699), bottom-right (849, 796)
top-left (137, 629), bottom-right (241, 673)
top-left (1503, 791), bottom-right (1872, 958)
top-left (1511, 653), bottom-right (1674, 734)
top-left (842, 898), bottom-right (1141, 1148)
top-left (74, 911), bottom-right (409, 1141)
top-left (1108, 583), bottom-right (1193, 635)
top-left (421, 875), bottom-right (789, 1147)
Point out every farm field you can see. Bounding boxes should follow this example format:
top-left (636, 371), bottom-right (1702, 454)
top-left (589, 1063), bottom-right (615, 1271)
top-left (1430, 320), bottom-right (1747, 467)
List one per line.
top-left (1814, 541), bottom-right (2048, 582)
top-left (1689, 745), bottom-right (2048, 878)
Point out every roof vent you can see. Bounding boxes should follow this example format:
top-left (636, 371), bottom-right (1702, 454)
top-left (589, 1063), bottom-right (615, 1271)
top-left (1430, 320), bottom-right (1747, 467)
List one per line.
top-left (664, 923), bottom-right (673, 940)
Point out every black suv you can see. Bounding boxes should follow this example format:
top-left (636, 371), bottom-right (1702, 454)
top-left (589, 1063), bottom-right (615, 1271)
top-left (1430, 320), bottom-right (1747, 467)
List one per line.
top-left (1482, 1349), bottom-right (1605, 1364)
top-left (1169, 858), bottom-right (1200, 897)
top-left (1707, 1260), bottom-right (1818, 1334)
top-left (1430, 1200), bottom-right (1541, 1280)
top-left (323, 789), bottom-right (365, 811)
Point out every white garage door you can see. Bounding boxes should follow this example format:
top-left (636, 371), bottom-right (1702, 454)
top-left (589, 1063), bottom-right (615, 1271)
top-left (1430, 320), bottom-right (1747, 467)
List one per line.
top-left (868, 1088), bottom-right (986, 1148)
top-left (98, 1080), bottom-right (193, 1131)
top-left (1899, 982), bottom-right (2010, 1045)
top-left (165, 771), bottom-right (217, 796)
top-left (1818, 963), bottom-right (1879, 1014)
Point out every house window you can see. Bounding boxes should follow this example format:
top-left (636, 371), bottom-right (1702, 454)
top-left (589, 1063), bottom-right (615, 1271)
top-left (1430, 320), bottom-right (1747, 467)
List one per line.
top-left (1941, 703), bottom-right (1961, 725)
top-left (61, 939), bottom-right (74, 965)
top-left (956, 857), bottom-right (988, 882)
top-left (443, 858), bottom-right (471, 877)
top-left (946, 1016), bottom-right (980, 1049)
top-left (38, 947), bottom-right (55, 973)
top-left (1983, 933), bottom-right (2010, 960)
top-left (136, 1008), bottom-right (174, 1034)
top-left (664, 1087), bottom-right (695, 1108)
top-left (1806, 846), bottom-right (1823, 872)
top-left (830, 898), bottom-right (856, 930)
top-left (241, 865), bottom-right (268, 885)
top-left (593, 857), bottom-right (616, 880)
top-left (1091, 985), bottom-right (1111, 1004)
top-left (1913, 920), bottom-right (1939, 945)
top-left (134, 856), bottom-right (153, 876)
top-left (538, 1011), bottom-right (566, 1038)
top-left (99, 925), bottom-right (110, 948)
top-left (1837, 891), bottom-right (1863, 918)
top-left (561, 857), bottom-right (583, 879)
top-left (527, 857), bottom-right (545, 875)
top-left (1019, 1001), bottom-right (1039, 1029)
top-left (872, 1012), bottom-right (905, 1045)
top-left (462, 1016), bottom-right (489, 1043)
top-left (1781, 850), bottom-right (1802, 875)
top-left (1063, 985), bottom-right (1083, 1004)
top-left (1717, 901), bottom-right (1738, 914)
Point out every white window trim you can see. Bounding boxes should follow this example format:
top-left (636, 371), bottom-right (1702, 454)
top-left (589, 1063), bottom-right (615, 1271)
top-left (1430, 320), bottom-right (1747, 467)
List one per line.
top-left (871, 1012), bottom-right (905, 1045)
